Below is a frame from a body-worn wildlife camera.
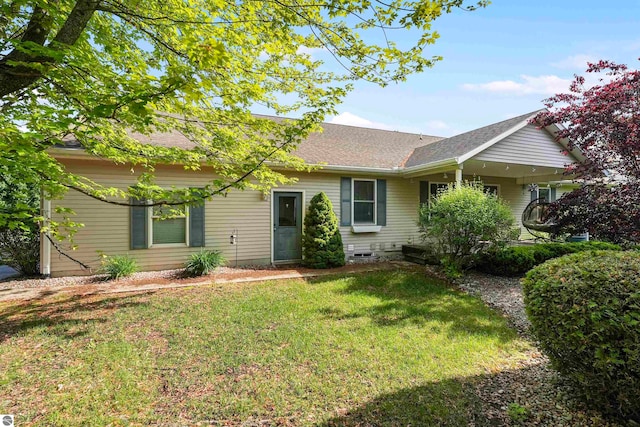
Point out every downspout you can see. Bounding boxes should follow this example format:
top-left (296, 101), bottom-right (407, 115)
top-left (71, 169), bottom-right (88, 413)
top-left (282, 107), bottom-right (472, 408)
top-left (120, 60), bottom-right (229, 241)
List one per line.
top-left (40, 194), bottom-right (51, 277)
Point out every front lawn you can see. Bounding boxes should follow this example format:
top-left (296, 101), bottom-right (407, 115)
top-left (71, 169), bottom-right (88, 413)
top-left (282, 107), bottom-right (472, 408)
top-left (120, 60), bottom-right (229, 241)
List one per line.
top-left (0, 270), bottom-right (531, 425)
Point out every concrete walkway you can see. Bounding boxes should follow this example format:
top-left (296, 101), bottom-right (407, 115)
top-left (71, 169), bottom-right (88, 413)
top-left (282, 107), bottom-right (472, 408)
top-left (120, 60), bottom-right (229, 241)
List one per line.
top-left (0, 262), bottom-right (411, 303)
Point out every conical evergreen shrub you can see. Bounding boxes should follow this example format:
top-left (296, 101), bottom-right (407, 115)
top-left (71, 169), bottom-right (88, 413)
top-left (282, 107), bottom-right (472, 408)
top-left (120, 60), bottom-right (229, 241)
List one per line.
top-left (302, 192), bottom-right (345, 268)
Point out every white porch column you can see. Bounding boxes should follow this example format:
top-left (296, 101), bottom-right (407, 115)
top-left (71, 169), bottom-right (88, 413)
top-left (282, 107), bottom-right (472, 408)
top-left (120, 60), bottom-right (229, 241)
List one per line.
top-left (455, 163), bottom-right (463, 187)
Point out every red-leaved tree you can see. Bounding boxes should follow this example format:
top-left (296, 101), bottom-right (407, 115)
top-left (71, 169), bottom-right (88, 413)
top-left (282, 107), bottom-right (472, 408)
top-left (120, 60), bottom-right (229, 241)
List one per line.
top-left (533, 60), bottom-right (640, 244)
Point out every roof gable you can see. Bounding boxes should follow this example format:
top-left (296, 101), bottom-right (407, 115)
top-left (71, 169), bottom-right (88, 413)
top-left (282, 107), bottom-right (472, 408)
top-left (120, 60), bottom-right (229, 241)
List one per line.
top-left (474, 123), bottom-right (578, 167)
top-left (403, 110), bottom-right (544, 168)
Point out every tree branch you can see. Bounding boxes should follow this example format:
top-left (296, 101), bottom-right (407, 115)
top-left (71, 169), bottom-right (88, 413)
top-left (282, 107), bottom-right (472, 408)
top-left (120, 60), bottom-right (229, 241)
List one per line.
top-left (45, 233), bottom-right (91, 270)
top-left (51, 131), bottom-right (302, 207)
top-left (0, 0), bottom-right (100, 98)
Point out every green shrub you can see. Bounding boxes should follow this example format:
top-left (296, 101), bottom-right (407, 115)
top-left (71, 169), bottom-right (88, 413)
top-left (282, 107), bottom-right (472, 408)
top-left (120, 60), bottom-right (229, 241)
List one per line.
top-left (99, 254), bottom-right (139, 280)
top-left (523, 251), bottom-right (640, 421)
top-left (302, 192), bottom-right (345, 269)
top-left (0, 227), bottom-right (40, 276)
top-left (477, 241), bottom-right (621, 276)
top-left (418, 181), bottom-right (514, 277)
top-left (185, 250), bottom-right (225, 276)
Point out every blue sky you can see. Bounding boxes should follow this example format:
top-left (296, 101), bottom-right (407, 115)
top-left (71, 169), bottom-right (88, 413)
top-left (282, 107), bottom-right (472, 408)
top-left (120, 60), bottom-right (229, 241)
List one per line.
top-left (284, 0), bottom-right (640, 137)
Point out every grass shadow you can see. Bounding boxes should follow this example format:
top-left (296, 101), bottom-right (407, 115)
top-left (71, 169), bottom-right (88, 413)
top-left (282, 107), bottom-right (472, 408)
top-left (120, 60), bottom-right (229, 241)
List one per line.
top-left (319, 362), bottom-right (615, 427)
top-left (320, 375), bottom-right (488, 426)
top-left (0, 293), bottom-right (151, 343)
top-left (310, 269), bottom-right (516, 342)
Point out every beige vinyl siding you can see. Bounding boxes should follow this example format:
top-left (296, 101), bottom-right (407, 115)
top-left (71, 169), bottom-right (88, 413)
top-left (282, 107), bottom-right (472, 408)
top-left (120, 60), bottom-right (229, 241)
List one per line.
top-left (475, 124), bottom-right (578, 168)
top-left (279, 173), bottom-right (421, 254)
top-left (48, 158), bottom-right (568, 276)
top-left (49, 159), bottom-right (271, 276)
top-left (48, 161), bottom-right (423, 276)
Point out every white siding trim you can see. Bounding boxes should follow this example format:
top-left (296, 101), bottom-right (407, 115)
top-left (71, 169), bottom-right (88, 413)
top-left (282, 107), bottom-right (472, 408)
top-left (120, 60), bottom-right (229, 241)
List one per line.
top-left (303, 164), bottom-right (401, 174)
top-left (40, 196), bottom-right (52, 276)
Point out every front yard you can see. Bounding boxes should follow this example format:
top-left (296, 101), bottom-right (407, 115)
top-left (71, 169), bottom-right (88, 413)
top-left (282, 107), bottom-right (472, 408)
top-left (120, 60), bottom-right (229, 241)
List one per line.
top-left (0, 269), bottom-right (534, 426)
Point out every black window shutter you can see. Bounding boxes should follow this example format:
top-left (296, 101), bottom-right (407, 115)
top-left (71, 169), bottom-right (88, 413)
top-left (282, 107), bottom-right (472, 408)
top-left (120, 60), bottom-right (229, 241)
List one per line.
top-left (377, 179), bottom-right (387, 226)
top-left (340, 177), bottom-right (351, 226)
top-left (189, 201), bottom-right (205, 247)
top-left (530, 188), bottom-right (538, 202)
top-left (550, 187), bottom-right (557, 202)
top-left (419, 181), bottom-right (429, 205)
top-left (130, 197), bottom-right (148, 249)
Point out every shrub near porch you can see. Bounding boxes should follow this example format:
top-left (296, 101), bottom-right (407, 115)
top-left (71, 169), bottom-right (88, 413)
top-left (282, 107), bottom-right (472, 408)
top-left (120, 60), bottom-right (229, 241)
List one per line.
top-left (0, 270), bottom-right (530, 425)
top-left (419, 181), bottom-right (514, 277)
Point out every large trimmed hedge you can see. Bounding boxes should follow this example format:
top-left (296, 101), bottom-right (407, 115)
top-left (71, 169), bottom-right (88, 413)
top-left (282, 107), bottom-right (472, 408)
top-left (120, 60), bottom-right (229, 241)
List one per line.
top-left (476, 241), bottom-right (621, 276)
top-left (523, 251), bottom-right (640, 421)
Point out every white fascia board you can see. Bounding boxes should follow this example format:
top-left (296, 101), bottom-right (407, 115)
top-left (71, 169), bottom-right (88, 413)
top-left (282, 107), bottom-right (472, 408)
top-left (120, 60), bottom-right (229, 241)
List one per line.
top-left (269, 162), bottom-right (401, 176)
top-left (401, 158), bottom-right (459, 177)
top-left (309, 164), bottom-right (401, 175)
top-left (456, 118), bottom-right (532, 164)
top-left (48, 147), bottom-right (94, 160)
top-left (543, 123), bottom-right (587, 163)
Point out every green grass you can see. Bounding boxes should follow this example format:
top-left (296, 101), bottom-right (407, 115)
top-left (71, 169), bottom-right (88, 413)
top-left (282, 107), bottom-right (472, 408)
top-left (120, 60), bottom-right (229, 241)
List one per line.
top-left (0, 269), bottom-right (531, 426)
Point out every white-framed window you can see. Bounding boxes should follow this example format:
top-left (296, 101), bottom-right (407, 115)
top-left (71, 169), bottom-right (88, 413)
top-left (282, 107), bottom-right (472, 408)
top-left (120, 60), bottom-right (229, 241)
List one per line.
top-left (352, 178), bottom-right (376, 224)
top-left (484, 184), bottom-right (500, 196)
top-left (149, 204), bottom-right (189, 246)
top-left (537, 187), bottom-right (551, 202)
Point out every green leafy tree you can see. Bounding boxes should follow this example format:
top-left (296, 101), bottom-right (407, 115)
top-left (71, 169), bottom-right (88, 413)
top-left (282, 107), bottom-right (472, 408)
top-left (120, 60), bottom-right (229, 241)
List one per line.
top-left (0, 165), bottom-right (40, 275)
top-left (418, 181), bottom-right (514, 277)
top-left (1, 0), bottom-right (488, 240)
top-left (302, 192), bottom-right (345, 268)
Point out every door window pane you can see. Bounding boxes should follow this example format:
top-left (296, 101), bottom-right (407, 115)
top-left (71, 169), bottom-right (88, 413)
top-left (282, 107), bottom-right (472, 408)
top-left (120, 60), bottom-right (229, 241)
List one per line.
top-left (278, 196), bottom-right (296, 226)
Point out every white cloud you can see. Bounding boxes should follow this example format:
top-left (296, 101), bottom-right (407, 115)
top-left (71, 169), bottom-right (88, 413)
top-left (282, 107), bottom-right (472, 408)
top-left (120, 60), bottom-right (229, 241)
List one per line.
top-left (461, 75), bottom-right (572, 96)
top-left (329, 112), bottom-right (395, 130)
top-left (330, 112), bottom-right (455, 136)
top-left (550, 54), bottom-right (597, 70)
top-left (296, 45), bottom-right (325, 56)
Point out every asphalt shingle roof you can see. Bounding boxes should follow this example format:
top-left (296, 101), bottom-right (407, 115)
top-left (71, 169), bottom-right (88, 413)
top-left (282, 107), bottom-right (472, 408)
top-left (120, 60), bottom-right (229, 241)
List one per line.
top-left (293, 122), bottom-right (442, 169)
top-left (403, 110), bottom-right (544, 168)
top-left (61, 119), bottom-right (443, 169)
top-left (59, 111), bottom-right (545, 170)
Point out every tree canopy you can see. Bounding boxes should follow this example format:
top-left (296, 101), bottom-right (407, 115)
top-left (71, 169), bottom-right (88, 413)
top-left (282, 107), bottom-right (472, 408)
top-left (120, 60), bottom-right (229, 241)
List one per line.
top-left (534, 60), bottom-right (640, 243)
top-left (1, 0), bottom-right (488, 236)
